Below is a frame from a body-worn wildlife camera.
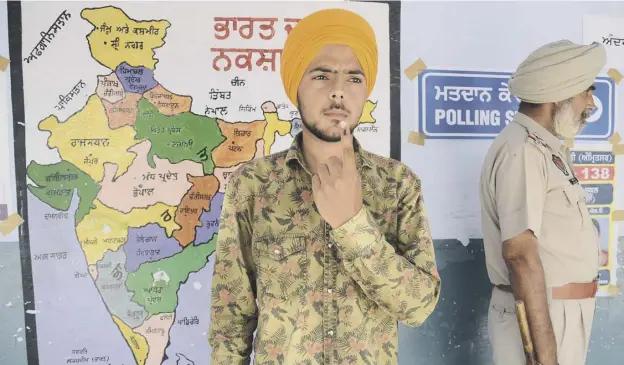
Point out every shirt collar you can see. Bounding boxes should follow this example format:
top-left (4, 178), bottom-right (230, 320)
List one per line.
top-left (513, 112), bottom-right (566, 153)
top-left (285, 132), bottom-right (373, 173)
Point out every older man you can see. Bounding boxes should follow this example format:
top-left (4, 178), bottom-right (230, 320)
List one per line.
top-left (208, 8), bottom-right (441, 365)
top-left (480, 40), bottom-right (606, 365)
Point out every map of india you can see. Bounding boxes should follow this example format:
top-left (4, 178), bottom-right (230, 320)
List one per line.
top-left (24, 4), bottom-right (380, 365)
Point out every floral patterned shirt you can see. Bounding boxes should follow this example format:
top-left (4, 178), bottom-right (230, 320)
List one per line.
top-left (208, 134), bottom-right (441, 365)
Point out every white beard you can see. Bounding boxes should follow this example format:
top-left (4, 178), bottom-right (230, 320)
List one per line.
top-left (553, 101), bottom-right (583, 139)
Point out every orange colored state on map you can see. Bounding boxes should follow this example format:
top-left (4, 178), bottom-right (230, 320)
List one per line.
top-left (143, 84), bottom-right (192, 116)
top-left (102, 93), bottom-right (143, 129)
top-left (173, 175), bottom-right (220, 246)
top-left (213, 120), bottom-right (266, 168)
top-left (213, 139), bottom-right (265, 193)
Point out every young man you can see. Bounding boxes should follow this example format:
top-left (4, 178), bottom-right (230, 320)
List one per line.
top-left (208, 8), bottom-right (441, 365)
top-left (479, 40), bottom-right (606, 365)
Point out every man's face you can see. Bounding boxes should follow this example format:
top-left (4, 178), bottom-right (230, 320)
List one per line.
top-left (296, 44), bottom-right (368, 142)
top-left (552, 85), bottom-right (596, 139)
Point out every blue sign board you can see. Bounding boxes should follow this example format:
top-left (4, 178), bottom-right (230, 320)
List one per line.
top-left (582, 183), bottom-right (614, 205)
top-left (588, 206), bottom-right (611, 215)
top-left (417, 69), bottom-right (616, 140)
top-left (599, 269), bottom-right (610, 285)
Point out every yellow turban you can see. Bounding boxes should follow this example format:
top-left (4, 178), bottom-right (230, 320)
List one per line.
top-left (508, 40), bottom-right (606, 103)
top-left (280, 8), bottom-right (378, 107)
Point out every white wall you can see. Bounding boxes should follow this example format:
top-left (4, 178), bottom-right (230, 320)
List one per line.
top-left (401, 0), bottom-right (624, 244)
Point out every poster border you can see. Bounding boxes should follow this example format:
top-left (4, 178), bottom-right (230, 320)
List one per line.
top-left (8, 1), bottom-right (40, 364)
top-left (8, 1), bottom-right (401, 364)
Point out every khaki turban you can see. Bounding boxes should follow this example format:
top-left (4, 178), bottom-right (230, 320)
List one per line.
top-left (508, 40), bottom-right (607, 103)
top-left (280, 8), bottom-right (378, 107)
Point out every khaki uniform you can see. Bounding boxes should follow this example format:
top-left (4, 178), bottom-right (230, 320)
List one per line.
top-left (480, 112), bottom-right (600, 365)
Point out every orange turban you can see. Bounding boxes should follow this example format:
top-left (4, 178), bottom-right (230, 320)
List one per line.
top-left (280, 8), bottom-right (378, 107)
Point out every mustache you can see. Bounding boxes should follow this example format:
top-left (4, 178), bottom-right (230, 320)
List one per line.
top-left (579, 110), bottom-right (592, 124)
top-left (323, 103), bottom-right (350, 114)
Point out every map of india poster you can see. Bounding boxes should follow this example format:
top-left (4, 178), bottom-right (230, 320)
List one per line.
top-left (20, 1), bottom-right (390, 364)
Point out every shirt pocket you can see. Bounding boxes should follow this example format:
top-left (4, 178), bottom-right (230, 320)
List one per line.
top-left (544, 184), bottom-right (584, 229)
top-left (253, 234), bottom-right (309, 302)
top-left (574, 185), bottom-right (593, 230)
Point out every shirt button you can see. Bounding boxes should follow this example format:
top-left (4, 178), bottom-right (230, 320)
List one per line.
top-left (327, 288), bottom-right (333, 294)
top-left (274, 249), bottom-right (281, 255)
top-left (327, 330), bottom-right (334, 336)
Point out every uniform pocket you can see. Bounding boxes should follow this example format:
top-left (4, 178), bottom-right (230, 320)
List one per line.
top-left (253, 234), bottom-right (309, 301)
top-left (544, 185), bottom-right (584, 228)
top-left (574, 185), bottom-right (593, 230)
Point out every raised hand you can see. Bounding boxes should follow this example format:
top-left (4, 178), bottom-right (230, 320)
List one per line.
top-left (311, 122), bottom-right (363, 229)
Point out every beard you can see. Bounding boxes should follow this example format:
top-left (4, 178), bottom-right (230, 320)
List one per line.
top-left (297, 98), bottom-right (359, 143)
top-left (552, 100), bottom-right (590, 139)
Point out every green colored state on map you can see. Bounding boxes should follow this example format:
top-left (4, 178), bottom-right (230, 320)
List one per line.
top-left (125, 235), bottom-right (217, 315)
top-left (134, 98), bottom-right (226, 175)
top-left (27, 160), bottom-right (101, 225)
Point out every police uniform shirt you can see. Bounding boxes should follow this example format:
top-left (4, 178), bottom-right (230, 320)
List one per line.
top-left (480, 112), bottom-right (600, 289)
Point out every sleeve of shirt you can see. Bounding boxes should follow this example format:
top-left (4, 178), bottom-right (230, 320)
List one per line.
top-left (208, 169), bottom-right (257, 365)
top-left (329, 166), bottom-right (441, 327)
top-left (494, 142), bottom-right (548, 242)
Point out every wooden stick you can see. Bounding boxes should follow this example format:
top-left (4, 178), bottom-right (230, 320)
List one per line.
top-left (515, 300), bottom-right (537, 365)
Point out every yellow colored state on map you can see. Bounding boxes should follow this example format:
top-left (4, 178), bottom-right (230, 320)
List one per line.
top-left (112, 315), bottom-right (149, 365)
top-left (262, 113), bottom-right (291, 156)
top-left (359, 100), bottom-right (377, 124)
top-left (40, 94), bottom-right (138, 182)
top-left (76, 200), bottom-right (179, 265)
top-left (81, 6), bottom-right (170, 70)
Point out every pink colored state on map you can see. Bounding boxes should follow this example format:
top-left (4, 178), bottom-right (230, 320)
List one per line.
top-left (194, 192), bottom-right (224, 245)
top-left (115, 62), bottom-right (158, 94)
top-left (96, 73), bottom-right (125, 103)
top-left (102, 92), bottom-right (143, 129)
top-left (97, 140), bottom-right (203, 213)
top-left (124, 223), bottom-right (183, 272)
top-left (135, 312), bottom-right (175, 365)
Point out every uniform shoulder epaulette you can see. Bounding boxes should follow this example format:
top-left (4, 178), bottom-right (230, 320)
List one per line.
top-left (526, 132), bottom-right (548, 149)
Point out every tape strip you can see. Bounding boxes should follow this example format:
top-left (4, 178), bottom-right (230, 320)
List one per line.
top-left (0, 213), bottom-right (24, 236)
top-left (407, 130), bottom-right (425, 146)
top-left (609, 132), bottom-right (621, 145)
top-left (608, 68), bottom-right (623, 84)
top-left (0, 56), bottom-right (8, 72)
top-left (613, 143), bottom-right (624, 155)
top-left (606, 284), bottom-right (621, 296)
top-left (613, 210), bottom-right (624, 221)
top-left (563, 138), bottom-right (574, 148)
top-left (404, 58), bottom-right (427, 80)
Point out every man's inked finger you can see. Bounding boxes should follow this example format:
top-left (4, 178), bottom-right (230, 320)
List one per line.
top-left (340, 122), bottom-right (357, 173)
top-left (340, 121), bottom-right (354, 150)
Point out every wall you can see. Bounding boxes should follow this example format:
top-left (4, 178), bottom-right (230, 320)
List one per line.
top-left (399, 1), bottom-right (624, 364)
